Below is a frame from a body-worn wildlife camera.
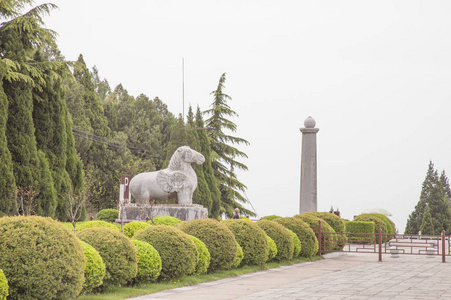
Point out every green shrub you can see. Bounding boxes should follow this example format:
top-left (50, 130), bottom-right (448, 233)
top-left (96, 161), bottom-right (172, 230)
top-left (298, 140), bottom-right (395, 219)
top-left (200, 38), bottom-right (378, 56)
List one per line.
top-left (96, 209), bottom-right (119, 223)
top-left (362, 213), bottom-right (396, 235)
top-left (262, 215), bottom-right (282, 220)
top-left (223, 219), bottom-right (269, 266)
top-left (354, 214), bottom-right (388, 242)
top-left (188, 235), bottom-right (211, 275)
top-left (131, 240), bottom-right (162, 283)
top-left (133, 225), bottom-right (197, 280)
top-left (78, 227), bottom-right (138, 286)
top-left (124, 221), bottom-right (149, 238)
top-left (308, 212), bottom-right (347, 250)
top-left (148, 216), bottom-right (182, 226)
top-left (76, 220), bottom-right (120, 232)
top-left (257, 220), bottom-right (294, 261)
top-left (275, 217), bottom-right (318, 257)
top-left (266, 236), bottom-right (277, 262)
top-left (0, 269), bottom-right (8, 300)
top-left (79, 240), bottom-right (106, 293)
top-left (0, 216), bottom-right (85, 300)
top-left (287, 229), bottom-right (302, 257)
top-left (345, 221), bottom-right (376, 244)
top-left (295, 213), bottom-right (337, 254)
top-left (179, 219), bottom-right (238, 272)
top-left (233, 243), bottom-right (244, 268)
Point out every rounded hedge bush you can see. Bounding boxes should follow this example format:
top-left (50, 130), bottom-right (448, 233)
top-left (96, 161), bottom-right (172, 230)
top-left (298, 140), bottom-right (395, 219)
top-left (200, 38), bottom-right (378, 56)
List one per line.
top-left (257, 220), bottom-right (294, 261)
top-left (148, 216), bottom-right (182, 226)
top-left (223, 219), bottom-right (269, 266)
top-left (0, 269), bottom-right (8, 300)
top-left (0, 216), bottom-right (85, 300)
top-left (266, 236), bottom-right (277, 261)
top-left (362, 213), bottom-right (396, 234)
top-left (188, 235), bottom-right (211, 275)
top-left (79, 240), bottom-right (106, 293)
top-left (287, 229), bottom-right (302, 257)
top-left (275, 217), bottom-right (318, 257)
top-left (131, 240), bottom-right (162, 283)
top-left (179, 219), bottom-right (238, 272)
top-left (124, 221), bottom-right (150, 238)
top-left (96, 209), bottom-right (119, 223)
top-left (295, 214), bottom-right (337, 254)
top-left (77, 227), bottom-right (138, 286)
top-left (232, 243), bottom-right (244, 268)
top-left (133, 225), bottom-right (197, 280)
top-left (76, 220), bottom-right (120, 232)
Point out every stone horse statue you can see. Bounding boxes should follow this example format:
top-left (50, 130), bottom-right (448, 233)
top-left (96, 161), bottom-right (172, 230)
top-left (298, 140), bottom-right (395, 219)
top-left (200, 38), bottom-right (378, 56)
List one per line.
top-left (130, 146), bottom-right (205, 205)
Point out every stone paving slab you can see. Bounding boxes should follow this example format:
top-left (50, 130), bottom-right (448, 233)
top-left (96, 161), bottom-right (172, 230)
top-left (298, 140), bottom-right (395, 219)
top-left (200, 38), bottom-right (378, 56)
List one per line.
top-left (126, 253), bottom-right (451, 300)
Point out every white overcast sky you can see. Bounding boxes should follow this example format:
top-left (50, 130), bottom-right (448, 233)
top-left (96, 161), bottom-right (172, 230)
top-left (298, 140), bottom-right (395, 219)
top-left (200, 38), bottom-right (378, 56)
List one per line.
top-left (36, 0), bottom-right (451, 232)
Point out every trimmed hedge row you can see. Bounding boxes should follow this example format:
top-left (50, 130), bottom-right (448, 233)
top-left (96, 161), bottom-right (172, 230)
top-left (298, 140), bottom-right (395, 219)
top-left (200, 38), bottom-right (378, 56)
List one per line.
top-left (179, 219), bottom-right (238, 272)
top-left (134, 225), bottom-right (197, 280)
top-left (345, 221), bottom-right (375, 244)
top-left (223, 219), bottom-right (269, 266)
top-left (353, 214), bottom-right (388, 242)
top-left (0, 216), bottom-right (85, 300)
top-left (76, 220), bottom-right (120, 232)
top-left (233, 243), bottom-right (244, 268)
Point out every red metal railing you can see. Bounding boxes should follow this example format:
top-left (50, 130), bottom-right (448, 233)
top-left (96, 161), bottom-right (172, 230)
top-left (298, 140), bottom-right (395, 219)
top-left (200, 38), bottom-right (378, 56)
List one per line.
top-left (317, 221), bottom-right (450, 262)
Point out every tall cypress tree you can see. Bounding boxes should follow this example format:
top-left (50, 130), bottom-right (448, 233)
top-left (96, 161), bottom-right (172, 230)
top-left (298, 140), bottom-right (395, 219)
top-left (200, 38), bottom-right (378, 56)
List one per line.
top-left (186, 106), bottom-right (212, 212)
top-left (405, 161), bottom-right (451, 234)
top-left (0, 63), bottom-right (16, 215)
top-left (195, 106), bottom-right (220, 217)
top-left (204, 73), bottom-right (253, 217)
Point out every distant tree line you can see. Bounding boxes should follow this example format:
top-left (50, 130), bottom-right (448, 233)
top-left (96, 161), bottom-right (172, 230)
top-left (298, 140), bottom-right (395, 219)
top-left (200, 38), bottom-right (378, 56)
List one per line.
top-left (0, 1), bottom-right (254, 220)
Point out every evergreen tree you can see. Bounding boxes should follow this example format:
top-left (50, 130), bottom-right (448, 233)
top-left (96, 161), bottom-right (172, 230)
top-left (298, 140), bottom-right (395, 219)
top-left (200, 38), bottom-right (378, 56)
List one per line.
top-left (194, 106), bottom-right (221, 217)
top-left (405, 161), bottom-right (451, 234)
top-left (204, 73), bottom-right (253, 217)
top-left (0, 63), bottom-right (16, 215)
top-left (0, 1), bottom-right (59, 217)
top-left (420, 204), bottom-right (434, 235)
top-left (186, 106), bottom-right (212, 212)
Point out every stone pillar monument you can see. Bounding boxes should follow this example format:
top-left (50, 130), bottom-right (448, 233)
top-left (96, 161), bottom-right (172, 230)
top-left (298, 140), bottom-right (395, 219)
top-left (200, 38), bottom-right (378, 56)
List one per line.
top-left (299, 116), bottom-right (319, 214)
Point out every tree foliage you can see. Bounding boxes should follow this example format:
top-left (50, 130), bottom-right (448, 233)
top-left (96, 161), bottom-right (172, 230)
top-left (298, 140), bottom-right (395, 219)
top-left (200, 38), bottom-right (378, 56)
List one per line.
top-left (405, 161), bottom-right (451, 234)
top-left (204, 73), bottom-right (252, 217)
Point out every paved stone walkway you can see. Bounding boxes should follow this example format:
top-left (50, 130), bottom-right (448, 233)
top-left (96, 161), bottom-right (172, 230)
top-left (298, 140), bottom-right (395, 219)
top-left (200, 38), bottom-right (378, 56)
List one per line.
top-left (127, 253), bottom-right (451, 300)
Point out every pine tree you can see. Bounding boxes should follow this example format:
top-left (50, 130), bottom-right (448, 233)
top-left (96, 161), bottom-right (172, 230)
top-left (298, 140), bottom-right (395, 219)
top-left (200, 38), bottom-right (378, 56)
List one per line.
top-left (405, 161), bottom-right (451, 234)
top-left (420, 204), bottom-right (434, 235)
top-left (204, 73), bottom-right (253, 217)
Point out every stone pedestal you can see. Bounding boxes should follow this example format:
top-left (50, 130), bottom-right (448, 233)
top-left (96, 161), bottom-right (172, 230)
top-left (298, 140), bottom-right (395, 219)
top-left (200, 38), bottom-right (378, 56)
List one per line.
top-left (299, 116), bottom-right (319, 214)
top-left (117, 203), bottom-right (208, 223)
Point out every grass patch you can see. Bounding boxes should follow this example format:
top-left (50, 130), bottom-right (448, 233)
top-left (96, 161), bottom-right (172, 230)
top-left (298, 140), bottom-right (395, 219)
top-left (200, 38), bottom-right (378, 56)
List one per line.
top-left (78, 256), bottom-right (322, 300)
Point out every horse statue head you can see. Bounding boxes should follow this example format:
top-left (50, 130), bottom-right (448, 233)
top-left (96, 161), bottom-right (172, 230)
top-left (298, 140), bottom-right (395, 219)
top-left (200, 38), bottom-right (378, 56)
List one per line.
top-left (168, 146), bottom-right (205, 170)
